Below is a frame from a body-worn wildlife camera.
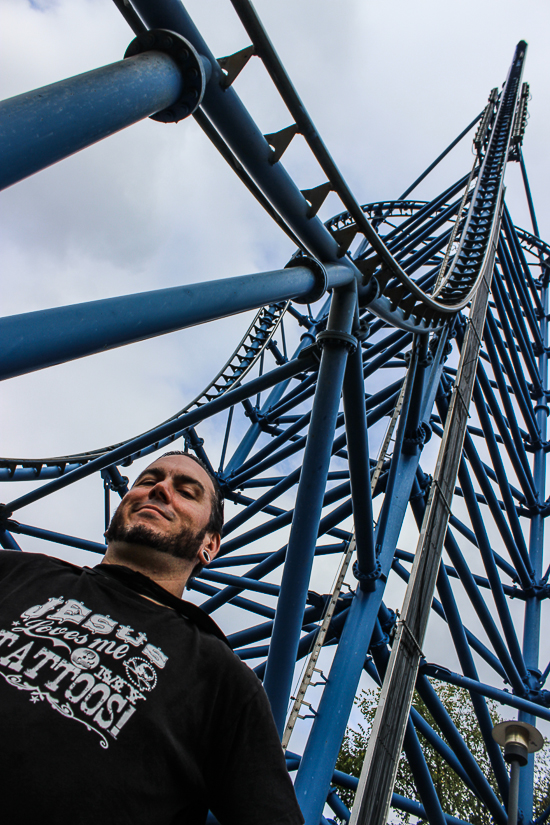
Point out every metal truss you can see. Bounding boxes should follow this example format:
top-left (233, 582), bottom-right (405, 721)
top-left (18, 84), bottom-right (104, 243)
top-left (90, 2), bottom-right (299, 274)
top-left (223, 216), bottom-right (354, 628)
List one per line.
top-left (0, 2), bottom-right (549, 824)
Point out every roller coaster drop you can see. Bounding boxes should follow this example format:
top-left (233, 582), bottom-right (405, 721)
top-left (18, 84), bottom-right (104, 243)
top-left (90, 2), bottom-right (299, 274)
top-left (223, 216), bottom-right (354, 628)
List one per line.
top-left (0, 2), bottom-right (549, 823)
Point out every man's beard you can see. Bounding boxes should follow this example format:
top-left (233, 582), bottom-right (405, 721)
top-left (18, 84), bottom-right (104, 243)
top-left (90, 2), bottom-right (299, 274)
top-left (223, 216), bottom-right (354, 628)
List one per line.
top-left (105, 505), bottom-right (206, 561)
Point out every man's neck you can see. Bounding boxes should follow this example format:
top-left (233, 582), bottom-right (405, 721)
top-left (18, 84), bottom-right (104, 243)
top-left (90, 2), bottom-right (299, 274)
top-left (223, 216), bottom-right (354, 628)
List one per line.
top-left (102, 543), bottom-right (192, 599)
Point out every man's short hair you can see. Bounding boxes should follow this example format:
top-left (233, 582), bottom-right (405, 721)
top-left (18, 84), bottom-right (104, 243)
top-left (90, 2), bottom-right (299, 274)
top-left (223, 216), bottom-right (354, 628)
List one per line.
top-left (159, 451), bottom-right (224, 534)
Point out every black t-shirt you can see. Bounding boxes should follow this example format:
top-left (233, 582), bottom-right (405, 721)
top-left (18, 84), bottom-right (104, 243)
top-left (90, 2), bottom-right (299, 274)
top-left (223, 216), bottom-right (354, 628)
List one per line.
top-left (0, 551), bottom-right (304, 825)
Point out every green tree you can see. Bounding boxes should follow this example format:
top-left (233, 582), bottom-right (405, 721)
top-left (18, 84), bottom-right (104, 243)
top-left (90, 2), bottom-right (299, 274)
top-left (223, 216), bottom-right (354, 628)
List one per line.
top-left (335, 683), bottom-right (550, 824)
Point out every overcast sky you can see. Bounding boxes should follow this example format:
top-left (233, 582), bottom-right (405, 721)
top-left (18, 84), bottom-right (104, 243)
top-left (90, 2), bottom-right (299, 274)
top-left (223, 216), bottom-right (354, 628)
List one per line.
top-left (1, 1), bottom-right (549, 735)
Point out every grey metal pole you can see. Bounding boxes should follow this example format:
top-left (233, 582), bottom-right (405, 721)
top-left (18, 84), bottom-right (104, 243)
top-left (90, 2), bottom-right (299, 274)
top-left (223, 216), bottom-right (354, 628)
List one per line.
top-left (508, 761), bottom-right (521, 825)
top-left (492, 720), bottom-right (544, 825)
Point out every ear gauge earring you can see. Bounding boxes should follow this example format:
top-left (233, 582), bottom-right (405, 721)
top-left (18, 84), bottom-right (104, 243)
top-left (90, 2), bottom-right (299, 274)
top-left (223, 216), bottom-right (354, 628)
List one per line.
top-left (201, 550), bottom-right (211, 565)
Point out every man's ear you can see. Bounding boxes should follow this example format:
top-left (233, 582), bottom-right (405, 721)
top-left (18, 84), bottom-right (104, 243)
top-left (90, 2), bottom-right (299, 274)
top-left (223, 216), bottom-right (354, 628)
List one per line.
top-left (203, 532), bottom-right (221, 562)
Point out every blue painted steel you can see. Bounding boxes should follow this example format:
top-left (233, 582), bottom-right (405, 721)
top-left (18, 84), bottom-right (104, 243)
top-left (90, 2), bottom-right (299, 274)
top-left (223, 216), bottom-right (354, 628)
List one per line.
top-left (482, 320), bottom-right (537, 492)
top-left (0, 530), bottom-right (22, 551)
top-left (434, 565), bottom-right (510, 800)
top-left (495, 249), bottom-right (542, 391)
top-left (476, 360), bottom-right (537, 506)
top-left (326, 788), bottom-right (350, 822)
top-left (332, 767), bottom-right (472, 825)
top-left (263, 284), bottom-right (357, 732)
top-left (222, 295), bottom-right (332, 479)
top-left (503, 207), bottom-right (544, 329)
top-left (409, 706), bottom-right (477, 793)
top-left (423, 664), bottom-right (550, 724)
top-left (294, 336), bottom-right (446, 823)
top-left (0, 463), bottom-right (84, 482)
top-left (0, 52), bottom-right (184, 191)
top-left (6, 522), bottom-right (105, 554)
top-left (518, 163), bottom-right (549, 819)
top-left (0, 263), bottom-right (352, 381)
top-left (457, 449), bottom-right (530, 686)
top-left (416, 674), bottom-right (507, 823)
top-left (391, 552), bottom-right (510, 683)
top-left (342, 341), bottom-right (376, 577)
top-left (441, 516), bottom-right (526, 691)
top-left (397, 470), bottom-right (511, 803)
top-left (2, 13), bottom-right (549, 825)
top-left (489, 276), bottom-right (541, 440)
top-left (403, 718), bottom-right (447, 825)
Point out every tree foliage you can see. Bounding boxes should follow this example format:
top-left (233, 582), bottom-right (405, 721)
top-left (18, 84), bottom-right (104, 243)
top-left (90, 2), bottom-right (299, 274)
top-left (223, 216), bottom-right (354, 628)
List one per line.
top-left (334, 682), bottom-right (550, 824)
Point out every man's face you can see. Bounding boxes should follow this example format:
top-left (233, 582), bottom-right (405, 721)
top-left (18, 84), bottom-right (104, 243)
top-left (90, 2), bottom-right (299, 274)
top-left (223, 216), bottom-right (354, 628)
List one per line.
top-left (106, 455), bottom-right (218, 562)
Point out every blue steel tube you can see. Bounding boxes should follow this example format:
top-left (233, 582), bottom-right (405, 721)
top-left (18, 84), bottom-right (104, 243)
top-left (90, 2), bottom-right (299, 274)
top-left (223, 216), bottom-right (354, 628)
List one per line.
top-left (342, 342), bottom-right (376, 578)
top-left (482, 323), bottom-right (536, 493)
top-left (409, 472), bottom-right (511, 797)
top-left (262, 284), bottom-right (357, 733)
top-left (294, 345), bottom-right (424, 823)
top-left (294, 331), bottom-right (454, 823)
top-left (403, 718), bottom-right (447, 825)
top-left (424, 666), bottom-right (550, 725)
top-left (0, 262), bottom-right (351, 381)
top-left (518, 232), bottom-right (549, 820)
top-left (485, 310), bottom-right (540, 443)
top-left (0, 530), bottom-right (22, 551)
top-left (435, 566), bottom-right (510, 801)
top-left (0, 52), bottom-right (185, 191)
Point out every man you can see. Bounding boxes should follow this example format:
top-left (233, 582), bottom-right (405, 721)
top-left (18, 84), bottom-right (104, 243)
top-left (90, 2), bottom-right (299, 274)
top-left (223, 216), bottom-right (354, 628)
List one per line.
top-left (0, 451), bottom-right (304, 825)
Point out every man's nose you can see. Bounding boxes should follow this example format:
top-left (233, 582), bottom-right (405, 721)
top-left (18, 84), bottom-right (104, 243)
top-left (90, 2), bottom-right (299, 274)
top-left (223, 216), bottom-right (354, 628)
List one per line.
top-left (148, 480), bottom-right (171, 501)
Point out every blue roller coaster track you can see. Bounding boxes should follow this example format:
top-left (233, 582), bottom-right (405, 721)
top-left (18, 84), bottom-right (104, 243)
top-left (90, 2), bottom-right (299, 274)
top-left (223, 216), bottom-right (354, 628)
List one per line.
top-left (1, 2), bottom-right (549, 823)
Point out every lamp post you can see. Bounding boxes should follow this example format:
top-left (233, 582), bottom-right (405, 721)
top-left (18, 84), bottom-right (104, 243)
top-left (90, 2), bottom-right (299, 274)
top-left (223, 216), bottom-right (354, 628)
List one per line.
top-left (492, 720), bottom-right (544, 824)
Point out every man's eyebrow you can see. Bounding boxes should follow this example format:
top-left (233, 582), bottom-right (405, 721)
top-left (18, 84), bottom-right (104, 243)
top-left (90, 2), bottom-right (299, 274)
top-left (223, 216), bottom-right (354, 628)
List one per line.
top-left (132, 467), bottom-right (205, 494)
top-left (173, 474), bottom-right (206, 494)
top-left (133, 466), bottom-right (164, 486)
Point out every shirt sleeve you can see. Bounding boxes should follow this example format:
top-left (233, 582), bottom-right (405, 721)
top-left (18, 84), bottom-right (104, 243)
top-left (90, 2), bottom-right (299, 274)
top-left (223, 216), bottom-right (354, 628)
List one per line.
top-left (208, 684), bottom-right (304, 825)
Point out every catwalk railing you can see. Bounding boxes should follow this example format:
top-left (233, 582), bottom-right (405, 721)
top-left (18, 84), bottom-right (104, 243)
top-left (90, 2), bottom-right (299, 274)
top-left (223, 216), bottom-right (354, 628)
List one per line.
top-left (0, 2), bottom-right (549, 824)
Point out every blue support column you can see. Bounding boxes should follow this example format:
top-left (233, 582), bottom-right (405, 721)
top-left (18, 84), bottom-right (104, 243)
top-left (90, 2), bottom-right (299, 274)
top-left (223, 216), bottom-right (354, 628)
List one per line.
top-left (342, 339), bottom-right (376, 578)
top-left (294, 346), bottom-right (423, 822)
top-left (263, 283), bottom-right (357, 733)
top-left (518, 189), bottom-right (549, 822)
top-left (415, 675), bottom-right (507, 823)
top-left (407, 449), bottom-right (511, 801)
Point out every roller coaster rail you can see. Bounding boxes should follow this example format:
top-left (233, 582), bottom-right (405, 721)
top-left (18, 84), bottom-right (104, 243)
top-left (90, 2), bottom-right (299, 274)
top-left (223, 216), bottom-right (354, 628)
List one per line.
top-left (1, 2), bottom-right (549, 824)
